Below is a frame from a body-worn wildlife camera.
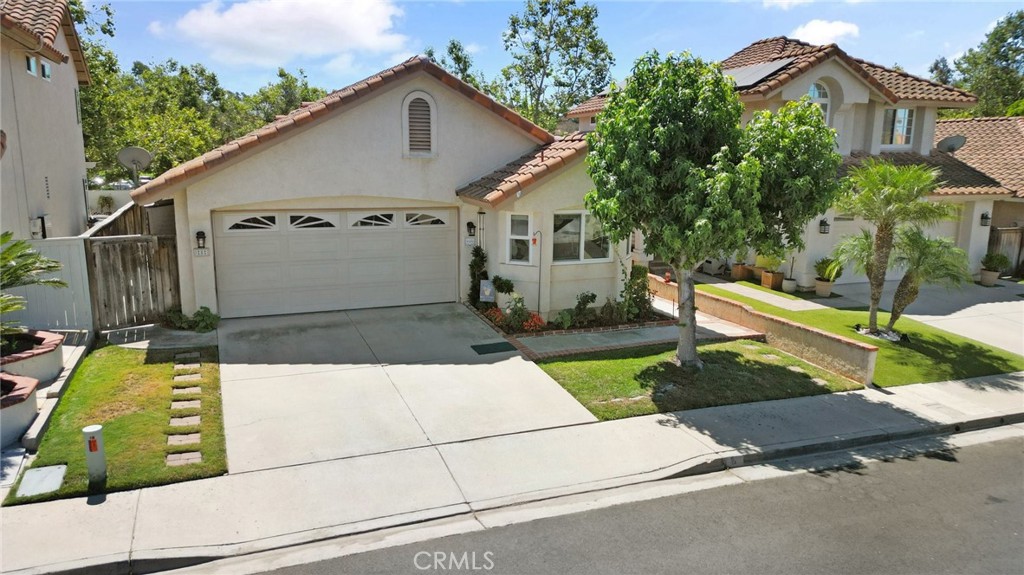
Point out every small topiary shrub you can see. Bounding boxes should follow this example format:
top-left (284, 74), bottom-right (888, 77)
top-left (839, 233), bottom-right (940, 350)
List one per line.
top-left (468, 245), bottom-right (488, 307)
top-left (981, 252), bottom-right (1011, 272)
top-left (491, 275), bottom-right (515, 295)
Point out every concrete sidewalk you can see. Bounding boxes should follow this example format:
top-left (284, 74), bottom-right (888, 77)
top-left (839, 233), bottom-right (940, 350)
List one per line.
top-left (4, 372), bottom-right (1023, 574)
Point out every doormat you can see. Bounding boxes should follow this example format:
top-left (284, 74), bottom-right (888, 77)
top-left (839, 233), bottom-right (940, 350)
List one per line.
top-left (471, 342), bottom-right (516, 355)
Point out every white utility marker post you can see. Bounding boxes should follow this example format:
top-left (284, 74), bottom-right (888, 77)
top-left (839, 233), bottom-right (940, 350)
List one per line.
top-left (82, 424), bottom-right (106, 482)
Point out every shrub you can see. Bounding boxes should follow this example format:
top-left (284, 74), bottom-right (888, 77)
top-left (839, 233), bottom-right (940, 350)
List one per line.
top-left (814, 257), bottom-right (844, 282)
top-left (757, 254), bottom-right (783, 272)
top-left (483, 306), bottom-right (505, 327)
top-left (620, 264), bottom-right (654, 321)
top-left (163, 306), bottom-right (220, 332)
top-left (555, 309), bottom-right (574, 330)
top-left (503, 293), bottom-right (531, 332)
top-left (981, 252), bottom-right (1011, 272)
top-left (468, 245), bottom-right (488, 306)
top-left (521, 312), bottom-right (546, 332)
top-left (96, 194), bottom-right (115, 214)
top-left (491, 275), bottom-right (515, 295)
top-left (600, 298), bottom-right (626, 325)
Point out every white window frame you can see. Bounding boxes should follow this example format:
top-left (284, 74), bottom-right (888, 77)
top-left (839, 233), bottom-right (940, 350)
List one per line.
top-left (40, 61), bottom-right (52, 81)
top-left (506, 213), bottom-right (533, 265)
top-left (402, 91), bottom-right (437, 159)
top-left (348, 211), bottom-right (398, 229)
top-left (880, 107), bottom-right (915, 149)
top-left (552, 211), bottom-right (612, 265)
top-left (287, 213), bottom-right (340, 230)
top-left (808, 82), bottom-right (830, 125)
top-left (25, 56), bottom-right (37, 76)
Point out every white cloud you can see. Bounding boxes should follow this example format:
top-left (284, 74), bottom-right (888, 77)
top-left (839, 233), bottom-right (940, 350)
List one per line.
top-left (464, 42), bottom-right (482, 55)
top-left (166, 0), bottom-right (409, 68)
top-left (763, 0), bottom-right (813, 9)
top-left (790, 20), bottom-right (860, 45)
top-left (147, 20), bottom-right (165, 38)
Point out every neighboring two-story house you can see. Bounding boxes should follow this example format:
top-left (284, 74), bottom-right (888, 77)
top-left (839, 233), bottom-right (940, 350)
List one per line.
top-left (569, 37), bottom-right (1000, 287)
top-left (1, 0), bottom-right (91, 239)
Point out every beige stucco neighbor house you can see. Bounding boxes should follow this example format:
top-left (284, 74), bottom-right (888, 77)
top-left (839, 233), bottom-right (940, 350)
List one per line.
top-left (1, 0), bottom-right (91, 239)
top-left (569, 37), bottom-right (1001, 287)
top-left (130, 57), bottom-right (627, 319)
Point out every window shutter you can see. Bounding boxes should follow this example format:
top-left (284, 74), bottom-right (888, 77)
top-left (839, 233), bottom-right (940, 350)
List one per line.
top-left (408, 98), bottom-right (432, 153)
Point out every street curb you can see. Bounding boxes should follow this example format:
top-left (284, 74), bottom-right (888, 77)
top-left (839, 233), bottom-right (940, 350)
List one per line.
top-left (19, 409), bottom-right (1022, 575)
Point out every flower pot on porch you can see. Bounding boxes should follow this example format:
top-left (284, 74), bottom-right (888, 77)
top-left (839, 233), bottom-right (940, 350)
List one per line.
top-left (781, 278), bottom-right (797, 294)
top-left (731, 264), bottom-right (751, 281)
top-left (815, 279), bottom-right (834, 297)
top-left (979, 269), bottom-right (1000, 287)
top-left (761, 270), bottom-right (783, 291)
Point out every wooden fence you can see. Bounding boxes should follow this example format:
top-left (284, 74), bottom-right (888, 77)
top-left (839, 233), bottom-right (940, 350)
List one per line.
top-left (988, 227), bottom-right (1024, 273)
top-left (83, 202), bottom-right (151, 237)
top-left (85, 235), bottom-right (180, 330)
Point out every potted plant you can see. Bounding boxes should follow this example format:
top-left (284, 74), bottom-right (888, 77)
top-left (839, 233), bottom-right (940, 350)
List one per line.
top-left (759, 255), bottom-right (784, 290)
top-left (979, 252), bottom-right (1011, 287)
top-left (730, 250), bottom-right (752, 281)
top-left (781, 257), bottom-right (798, 294)
top-left (814, 257), bottom-right (843, 297)
top-left (96, 194), bottom-right (115, 214)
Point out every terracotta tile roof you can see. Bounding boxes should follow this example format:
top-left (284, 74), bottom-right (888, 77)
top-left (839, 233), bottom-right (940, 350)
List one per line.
top-left (935, 117), bottom-right (1024, 198)
top-left (565, 94), bottom-right (608, 118)
top-left (851, 57), bottom-right (975, 103)
top-left (132, 57), bottom-right (554, 204)
top-left (1, 0), bottom-right (90, 84)
top-left (568, 36), bottom-right (975, 117)
top-left (842, 151), bottom-right (1011, 197)
top-left (456, 132), bottom-right (588, 207)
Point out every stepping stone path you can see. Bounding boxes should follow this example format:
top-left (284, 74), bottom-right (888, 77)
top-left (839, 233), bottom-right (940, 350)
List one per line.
top-left (761, 354), bottom-right (780, 361)
top-left (166, 352), bottom-right (204, 467)
top-left (787, 365), bottom-right (806, 373)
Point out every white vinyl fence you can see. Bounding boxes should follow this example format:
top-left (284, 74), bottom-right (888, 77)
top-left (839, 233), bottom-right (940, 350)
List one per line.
top-left (3, 237), bottom-right (93, 330)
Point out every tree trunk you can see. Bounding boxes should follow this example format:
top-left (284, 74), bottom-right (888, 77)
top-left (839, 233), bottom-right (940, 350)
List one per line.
top-left (674, 266), bottom-right (703, 369)
top-left (886, 273), bottom-right (919, 332)
top-left (868, 224), bottom-right (895, 332)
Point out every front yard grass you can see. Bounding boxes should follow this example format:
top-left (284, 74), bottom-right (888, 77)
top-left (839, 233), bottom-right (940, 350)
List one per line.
top-left (4, 344), bottom-right (226, 505)
top-left (697, 284), bottom-right (1024, 387)
top-left (539, 340), bottom-right (862, 421)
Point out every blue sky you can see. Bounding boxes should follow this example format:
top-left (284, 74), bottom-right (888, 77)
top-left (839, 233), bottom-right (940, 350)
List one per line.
top-left (100, 0), bottom-right (1018, 95)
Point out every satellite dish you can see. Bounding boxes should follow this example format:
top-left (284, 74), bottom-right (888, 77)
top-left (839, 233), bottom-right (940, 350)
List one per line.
top-left (116, 146), bottom-right (153, 187)
top-left (936, 135), bottom-right (967, 154)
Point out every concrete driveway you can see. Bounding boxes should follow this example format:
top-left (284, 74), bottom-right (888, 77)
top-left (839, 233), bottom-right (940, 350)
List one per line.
top-left (218, 303), bottom-right (596, 473)
top-left (837, 279), bottom-right (1024, 356)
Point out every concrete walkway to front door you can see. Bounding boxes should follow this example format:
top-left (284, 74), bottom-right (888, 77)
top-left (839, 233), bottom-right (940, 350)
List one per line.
top-left (217, 303), bottom-right (596, 473)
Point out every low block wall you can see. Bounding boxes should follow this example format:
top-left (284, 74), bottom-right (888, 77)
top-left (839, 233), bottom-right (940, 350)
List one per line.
top-left (0, 330), bottom-right (65, 383)
top-left (648, 274), bottom-right (877, 384)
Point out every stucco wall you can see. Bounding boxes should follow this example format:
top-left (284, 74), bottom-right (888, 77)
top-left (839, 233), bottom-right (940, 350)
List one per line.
top-left (496, 160), bottom-right (627, 317)
top-left (992, 200), bottom-right (1024, 228)
top-left (177, 73), bottom-right (541, 313)
top-left (1, 33), bottom-right (87, 239)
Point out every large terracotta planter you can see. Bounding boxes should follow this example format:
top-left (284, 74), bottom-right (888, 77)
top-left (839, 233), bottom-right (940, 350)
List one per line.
top-left (979, 269), bottom-right (1000, 287)
top-left (761, 270), bottom-right (783, 290)
top-left (815, 279), bottom-right (834, 297)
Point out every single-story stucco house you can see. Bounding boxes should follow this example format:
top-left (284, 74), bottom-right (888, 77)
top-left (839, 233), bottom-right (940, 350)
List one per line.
top-left (130, 57), bottom-right (624, 319)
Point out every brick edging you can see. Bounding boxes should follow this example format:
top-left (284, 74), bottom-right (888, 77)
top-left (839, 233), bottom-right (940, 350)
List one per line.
top-left (0, 372), bottom-right (39, 409)
top-left (519, 331), bottom-right (767, 361)
top-left (0, 329), bottom-right (65, 366)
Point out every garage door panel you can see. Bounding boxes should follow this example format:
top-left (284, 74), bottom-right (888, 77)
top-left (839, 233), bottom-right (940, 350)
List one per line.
top-left (214, 209), bottom-right (456, 318)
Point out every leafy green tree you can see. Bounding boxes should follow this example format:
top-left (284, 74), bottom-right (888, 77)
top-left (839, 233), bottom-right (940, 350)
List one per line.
top-left (741, 98), bottom-right (844, 257)
top-left (1006, 98), bottom-right (1024, 116)
top-left (238, 68), bottom-right (328, 137)
top-left (1, 232), bottom-right (67, 339)
top-left (834, 159), bottom-right (956, 332)
top-left (426, 40), bottom-right (486, 91)
top-left (586, 52), bottom-right (761, 368)
top-left (886, 226), bottom-right (971, 331)
top-left (500, 0), bottom-right (613, 129)
top-left (932, 10), bottom-right (1024, 116)
top-left (69, 0), bottom-right (115, 37)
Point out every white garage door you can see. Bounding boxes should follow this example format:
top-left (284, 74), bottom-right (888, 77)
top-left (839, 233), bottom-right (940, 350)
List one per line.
top-left (213, 209), bottom-right (458, 318)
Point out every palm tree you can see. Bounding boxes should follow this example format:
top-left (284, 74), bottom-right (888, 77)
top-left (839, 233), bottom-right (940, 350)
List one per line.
top-left (886, 226), bottom-right (971, 331)
top-left (836, 159), bottom-right (956, 332)
top-left (831, 229), bottom-right (876, 280)
top-left (1, 231), bottom-right (67, 339)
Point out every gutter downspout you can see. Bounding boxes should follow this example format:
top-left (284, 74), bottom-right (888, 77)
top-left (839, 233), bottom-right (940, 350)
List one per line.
top-left (533, 230), bottom-right (542, 313)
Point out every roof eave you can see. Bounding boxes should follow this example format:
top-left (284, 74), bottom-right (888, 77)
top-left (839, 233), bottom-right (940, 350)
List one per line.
top-left (0, 17), bottom-right (68, 64)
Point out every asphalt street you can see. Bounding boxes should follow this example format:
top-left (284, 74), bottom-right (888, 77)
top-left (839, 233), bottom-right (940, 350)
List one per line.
top-left (263, 437), bottom-right (1024, 575)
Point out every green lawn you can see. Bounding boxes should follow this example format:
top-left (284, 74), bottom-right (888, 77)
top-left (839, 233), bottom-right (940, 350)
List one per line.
top-left (539, 340), bottom-right (862, 421)
top-left (5, 344), bottom-right (226, 505)
top-left (697, 284), bottom-right (1024, 387)
top-left (732, 280), bottom-right (802, 300)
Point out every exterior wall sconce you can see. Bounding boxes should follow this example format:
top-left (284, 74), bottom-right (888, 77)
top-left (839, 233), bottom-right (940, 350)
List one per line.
top-left (819, 219), bottom-right (831, 234)
top-left (466, 222), bottom-right (477, 237)
top-left (196, 230), bottom-right (207, 248)
top-left (980, 211), bottom-right (991, 227)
